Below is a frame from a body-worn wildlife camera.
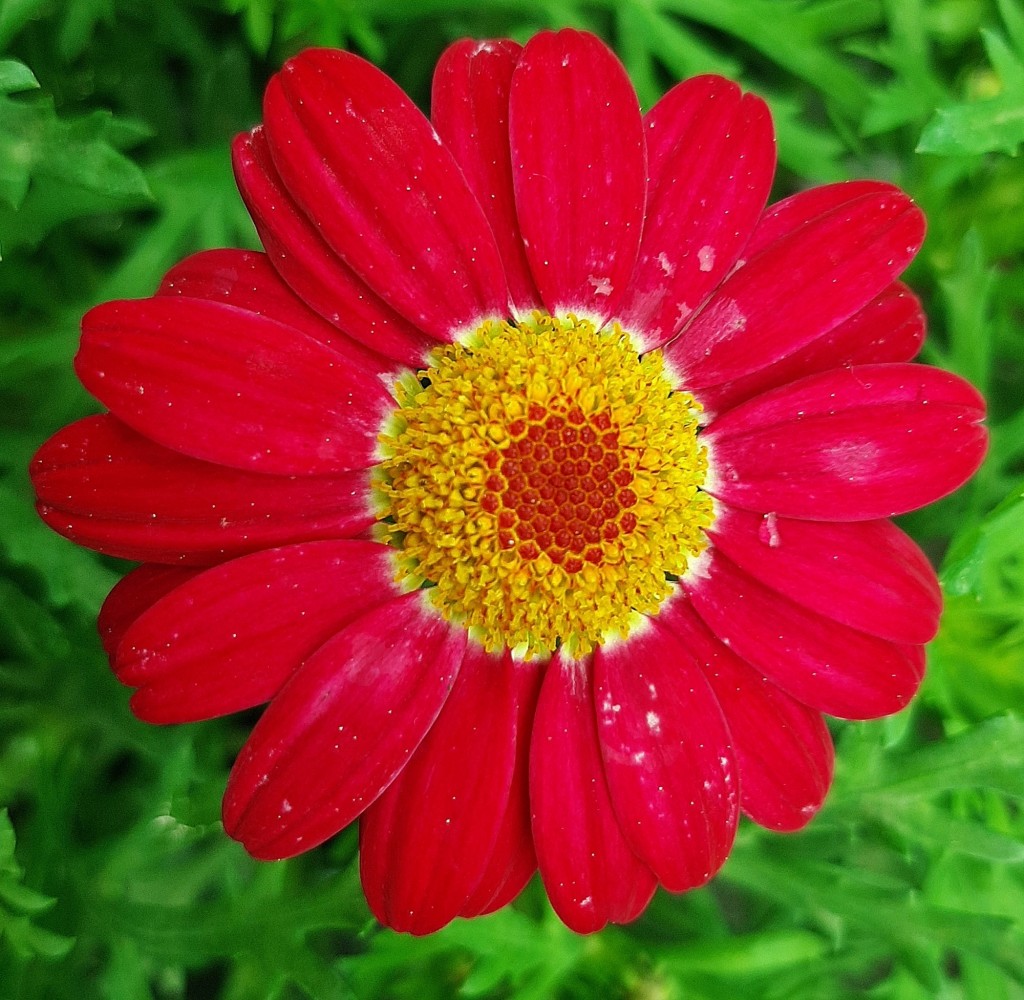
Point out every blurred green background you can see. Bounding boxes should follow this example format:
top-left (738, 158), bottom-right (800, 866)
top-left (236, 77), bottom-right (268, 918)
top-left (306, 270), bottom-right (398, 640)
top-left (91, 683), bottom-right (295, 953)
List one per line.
top-left (3, 0), bottom-right (1024, 997)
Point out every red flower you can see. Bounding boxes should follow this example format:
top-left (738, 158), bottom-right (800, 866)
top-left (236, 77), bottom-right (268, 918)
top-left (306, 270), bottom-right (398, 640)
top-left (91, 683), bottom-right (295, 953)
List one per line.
top-left (32, 30), bottom-right (986, 934)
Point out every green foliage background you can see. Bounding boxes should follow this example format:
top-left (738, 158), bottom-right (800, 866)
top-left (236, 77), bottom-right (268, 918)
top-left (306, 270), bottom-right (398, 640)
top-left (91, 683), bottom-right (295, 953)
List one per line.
top-left (2, 0), bottom-right (1024, 996)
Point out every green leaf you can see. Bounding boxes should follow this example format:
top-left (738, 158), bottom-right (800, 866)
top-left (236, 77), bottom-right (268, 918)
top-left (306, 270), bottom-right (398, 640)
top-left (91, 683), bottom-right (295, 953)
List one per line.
top-left (0, 479), bottom-right (119, 614)
top-left (0, 0), bottom-right (48, 49)
top-left (918, 4), bottom-right (1024, 155)
top-left (942, 486), bottom-right (1024, 600)
top-left (0, 810), bottom-right (75, 963)
top-left (0, 77), bottom-right (150, 242)
top-left (57, 0), bottom-right (115, 61)
top-left (348, 906), bottom-right (586, 1000)
top-left (640, 7), bottom-right (744, 81)
top-left (662, 930), bottom-right (829, 978)
top-left (0, 59), bottom-right (37, 95)
top-left (0, 878), bottom-right (57, 916)
top-left (931, 488), bottom-right (1024, 718)
top-left (723, 848), bottom-right (1024, 987)
top-left (224, 0), bottom-right (275, 55)
top-left (0, 577), bottom-right (71, 664)
top-left (863, 716), bottom-right (1024, 800)
top-left (938, 228), bottom-right (995, 393)
top-left (98, 939), bottom-right (157, 1000)
top-left (855, 0), bottom-right (948, 136)
top-left (94, 146), bottom-right (257, 303)
top-left (998, 0), bottom-right (1024, 53)
top-left (873, 801), bottom-right (1024, 863)
top-left (766, 91), bottom-right (848, 180)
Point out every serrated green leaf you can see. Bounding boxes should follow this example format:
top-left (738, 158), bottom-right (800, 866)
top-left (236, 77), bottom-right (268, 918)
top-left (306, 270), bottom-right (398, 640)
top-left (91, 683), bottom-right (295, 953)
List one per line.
top-left (723, 849), bottom-right (1024, 987)
top-left (942, 486), bottom-right (1024, 599)
top-left (0, 811), bottom-right (75, 963)
top-left (92, 146), bottom-right (257, 303)
top-left (856, 0), bottom-right (949, 136)
top-left (932, 487), bottom-right (1024, 718)
top-left (918, 10), bottom-right (1024, 155)
top-left (0, 85), bottom-right (150, 252)
top-left (918, 99), bottom-right (1024, 155)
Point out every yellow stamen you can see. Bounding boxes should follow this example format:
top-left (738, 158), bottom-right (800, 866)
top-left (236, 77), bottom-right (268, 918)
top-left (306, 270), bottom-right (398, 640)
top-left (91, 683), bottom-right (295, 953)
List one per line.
top-left (374, 312), bottom-right (712, 659)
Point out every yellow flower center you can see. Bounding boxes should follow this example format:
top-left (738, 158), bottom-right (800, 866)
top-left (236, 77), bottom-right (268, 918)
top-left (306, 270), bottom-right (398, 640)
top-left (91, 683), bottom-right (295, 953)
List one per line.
top-left (374, 313), bottom-right (713, 660)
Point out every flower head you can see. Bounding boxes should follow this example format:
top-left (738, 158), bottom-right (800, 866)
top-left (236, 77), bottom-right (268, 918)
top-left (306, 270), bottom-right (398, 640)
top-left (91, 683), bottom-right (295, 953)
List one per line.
top-left (32, 30), bottom-right (987, 934)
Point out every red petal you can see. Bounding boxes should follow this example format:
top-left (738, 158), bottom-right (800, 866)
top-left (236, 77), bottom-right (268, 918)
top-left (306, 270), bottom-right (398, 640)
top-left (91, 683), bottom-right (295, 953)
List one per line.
top-left (360, 647), bottom-right (530, 933)
top-left (698, 281), bottom-right (925, 419)
top-left (704, 364), bottom-right (988, 520)
top-left (32, 415), bottom-right (374, 565)
top-left (262, 49), bottom-right (508, 339)
top-left (77, 296), bottom-right (392, 475)
top-left (709, 504), bottom-right (941, 643)
top-left (617, 76), bottom-right (775, 350)
top-left (529, 654), bottom-right (656, 933)
top-left (462, 843), bottom-right (535, 917)
top-left (233, 129), bottom-right (436, 367)
top-left (744, 180), bottom-right (898, 258)
top-left (158, 247), bottom-right (399, 372)
top-left (459, 658), bottom-right (543, 918)
top-left (223, 594), bottom-right (466, 860)
top-left (659, 597), bottom-right (834, 832)
top-left (509, 30), bottom-right (645, 322)
top-left (683, 549), bottom-right (925, 720)
top-left (116, 541), bottom-right (399, 724)
top-left (97, 564), bottom-right (200, 659)
top-left (432, 39), bottom-right (540, 315)
top-left (666, 186), bottom-right (925, 389)
top-left (593, 622), bottom-right (737, 891)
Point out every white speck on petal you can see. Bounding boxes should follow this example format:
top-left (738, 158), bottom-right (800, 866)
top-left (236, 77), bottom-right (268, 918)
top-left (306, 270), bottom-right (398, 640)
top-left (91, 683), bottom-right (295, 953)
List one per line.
top-left (657, 252), bottom-right (675, 276)
top-left (588, 274), bottom-right (613, 296)
top-left (718, 299), bottom-right (747, 335)
top-left (697, 245), bottom-right (716, 271)
top-left (759, 511), bottom-right (781, 548)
